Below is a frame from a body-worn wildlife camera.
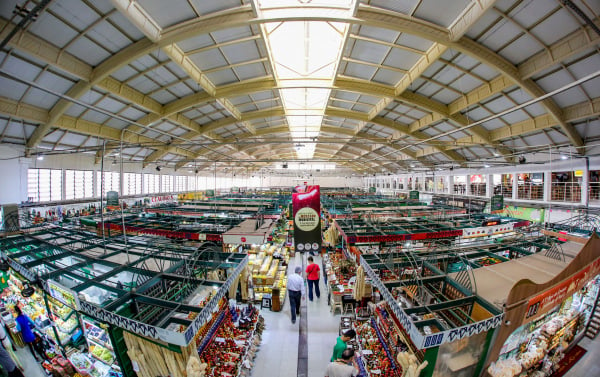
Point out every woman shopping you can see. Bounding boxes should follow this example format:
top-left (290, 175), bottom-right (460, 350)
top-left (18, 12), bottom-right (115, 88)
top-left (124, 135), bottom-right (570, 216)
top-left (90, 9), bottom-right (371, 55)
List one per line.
top-left (306, 256), bottom-right (321, 301)
top-left (14, 306), bottom-right (44, 361)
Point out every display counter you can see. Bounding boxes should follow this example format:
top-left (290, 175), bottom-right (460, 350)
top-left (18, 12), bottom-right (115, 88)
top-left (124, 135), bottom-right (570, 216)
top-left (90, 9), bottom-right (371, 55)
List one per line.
top-left (247, 243), bottom-right (289, 304)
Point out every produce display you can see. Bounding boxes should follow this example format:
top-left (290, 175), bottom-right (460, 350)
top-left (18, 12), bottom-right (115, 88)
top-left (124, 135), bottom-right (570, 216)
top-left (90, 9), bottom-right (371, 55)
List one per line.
top-left (90, 344), bottom-right (114, 365)
top-left (82, 317), bottom-right (121, 376)
top-left (48, 296), bottom-right (83, 348)
top-left (472, 256), bottom-right (503, 267)
top-left (198, 303), bottom-right (264, 377)
top-left (490, 310), bottom-right (581, 377)
top-left (354, 320), bottom-right (398, 376)
top-left (70, 352), bottom-right (94, 373)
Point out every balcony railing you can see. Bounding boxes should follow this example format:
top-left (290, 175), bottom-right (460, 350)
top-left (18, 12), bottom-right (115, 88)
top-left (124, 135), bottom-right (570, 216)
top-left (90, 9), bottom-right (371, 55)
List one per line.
top-left (589, 182), bottom-right (600, 201)
top-left (470, 183), bottom-right (486, 196)
top-left (551, 182), bottom-right (581, 202)
top-left (517, 184), bottom-right (543, 200)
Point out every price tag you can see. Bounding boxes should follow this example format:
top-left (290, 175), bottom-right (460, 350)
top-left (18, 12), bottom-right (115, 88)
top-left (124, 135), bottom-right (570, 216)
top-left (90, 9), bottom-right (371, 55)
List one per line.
top-left (361, 349), bottom-right (373, 355)
top-left (215, 337), bottom-right (225, 343)
top-left (371, 370), bottom-right (381, 374)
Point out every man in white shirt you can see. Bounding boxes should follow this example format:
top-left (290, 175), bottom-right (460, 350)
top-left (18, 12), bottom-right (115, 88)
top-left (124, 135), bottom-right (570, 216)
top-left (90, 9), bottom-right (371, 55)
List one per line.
top-left (325, 349), bottom-right (359, 377)
top-left (287, 266), bottom-right (305, 324)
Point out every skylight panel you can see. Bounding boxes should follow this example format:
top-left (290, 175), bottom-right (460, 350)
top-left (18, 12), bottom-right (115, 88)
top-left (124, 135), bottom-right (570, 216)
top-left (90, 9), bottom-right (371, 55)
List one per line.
top-left (257, 0), bottom-right (355, 158)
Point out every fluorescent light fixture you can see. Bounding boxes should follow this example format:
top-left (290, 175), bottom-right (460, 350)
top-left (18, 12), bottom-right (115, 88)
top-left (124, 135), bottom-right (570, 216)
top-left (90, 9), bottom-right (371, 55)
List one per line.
top-left (561, 155), bottom-right (568, 160)
top-left (37, 155), bottom-right (44, 160)
top-left (484, 164), bottom-right (490, 168)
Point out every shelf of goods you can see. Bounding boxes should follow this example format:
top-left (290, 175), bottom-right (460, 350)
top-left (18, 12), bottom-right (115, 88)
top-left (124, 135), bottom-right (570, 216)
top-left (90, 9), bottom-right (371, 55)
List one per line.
top-left (47, 296), bottom-right (82, 346)
top-left (490, 310), bottom-right (582, 377)
top-left (82, 317), bottom-right (122, 377)
top-left (197, 303), bottom-right (264, 377)
top-left (1, 274), bottom-right (49, 346)
top-left (248, 243), bottom-right (289, 303)
top-left (341, 304), bottom-right (420, 377)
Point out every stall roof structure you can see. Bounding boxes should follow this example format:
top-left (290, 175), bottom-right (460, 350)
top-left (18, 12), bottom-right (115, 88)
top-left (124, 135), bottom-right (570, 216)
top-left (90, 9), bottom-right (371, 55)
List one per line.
top-left (0, 1), bottom-right (598, 174)
top-left (460, 240), bottom-right (585, 310)
top-left (0, 226), bottom-right (247, 346)
top-left (334, 213), bottom-right (529, 244)
top-left (359, 235), bottom-right (559, 349)
top-left (93, 213), bottom-right (247, 242)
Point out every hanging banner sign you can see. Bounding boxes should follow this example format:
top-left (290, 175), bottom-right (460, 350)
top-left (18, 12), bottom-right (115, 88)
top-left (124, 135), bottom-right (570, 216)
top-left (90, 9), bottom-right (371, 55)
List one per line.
top-left (292, 185), bottom-right (321, 253)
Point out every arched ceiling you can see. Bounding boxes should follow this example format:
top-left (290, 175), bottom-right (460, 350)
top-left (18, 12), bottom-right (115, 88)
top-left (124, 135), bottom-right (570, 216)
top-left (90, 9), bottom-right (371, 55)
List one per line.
top-left (0, 0), bottom-right (598, 175)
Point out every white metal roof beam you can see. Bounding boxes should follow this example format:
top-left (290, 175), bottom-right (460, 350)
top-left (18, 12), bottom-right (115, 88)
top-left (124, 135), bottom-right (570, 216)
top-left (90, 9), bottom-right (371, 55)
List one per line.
top-left (19, 4), bottom-right (585, 157)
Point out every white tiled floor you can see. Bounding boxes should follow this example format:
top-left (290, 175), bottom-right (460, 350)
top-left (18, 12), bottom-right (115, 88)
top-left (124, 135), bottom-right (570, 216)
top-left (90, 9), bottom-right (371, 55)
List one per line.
top-left (252, 253), bottom-right (341, 377)
top-left (11, 343), bottom-right (48, 376)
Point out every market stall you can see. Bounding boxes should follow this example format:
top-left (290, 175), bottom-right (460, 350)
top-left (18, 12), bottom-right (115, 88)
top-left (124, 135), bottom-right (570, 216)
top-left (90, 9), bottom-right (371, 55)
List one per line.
top-left (0, 226), bottom-right (256, 377)
top-left (360, 248), bottom-right (504, 377)
top-left (484, 234), bottom-right (600, 377)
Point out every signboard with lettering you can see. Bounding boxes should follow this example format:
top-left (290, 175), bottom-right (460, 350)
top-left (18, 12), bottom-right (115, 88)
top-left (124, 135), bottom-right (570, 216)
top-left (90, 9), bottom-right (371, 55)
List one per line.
top-left (491, 195), bottom-right (504, 211)
top-left (409, 191), bottom-right (419, 200)
top-left (292, 185), bottom-right (321, 253)
top-left (524, 257), bottom-right (600, 321)
top-left (222, 234), bottom-right (265, 245)
top-left (106, 191), bottom-right (119, 206)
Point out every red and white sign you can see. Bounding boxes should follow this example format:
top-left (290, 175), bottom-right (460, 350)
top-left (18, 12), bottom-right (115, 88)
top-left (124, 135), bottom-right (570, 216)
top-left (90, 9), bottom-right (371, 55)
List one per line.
top-left (150, 195), bottom-right (175, 203)
top-left (524, 257), bottom-right (600, 321)
top-left (222, 234), bottom-right (265, 245)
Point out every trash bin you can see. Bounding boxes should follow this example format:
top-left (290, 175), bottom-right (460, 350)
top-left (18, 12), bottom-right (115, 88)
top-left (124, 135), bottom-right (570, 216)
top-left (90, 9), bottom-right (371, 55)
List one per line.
top-left (271, 288), bottom-right (281, 312)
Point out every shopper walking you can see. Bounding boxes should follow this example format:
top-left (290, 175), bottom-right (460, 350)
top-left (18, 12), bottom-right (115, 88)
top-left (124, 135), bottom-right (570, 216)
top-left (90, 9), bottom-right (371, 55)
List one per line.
top-left (287, 266), bottom-right (305, 324)
top-left (305, 256), bottom-right (320, 301)
top-left (325, 349), bottom-right (358, 377)
top-left (14, 307), bottom-right (43, 361)
top-left (0, 344), bottom-right (24, 377)
top-left (330, 329), bottom-right (356, 361)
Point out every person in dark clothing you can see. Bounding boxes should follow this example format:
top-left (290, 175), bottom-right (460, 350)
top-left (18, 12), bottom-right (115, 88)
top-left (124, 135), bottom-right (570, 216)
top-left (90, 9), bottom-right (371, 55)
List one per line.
top-left (0, 344), bottom-right (24, 377)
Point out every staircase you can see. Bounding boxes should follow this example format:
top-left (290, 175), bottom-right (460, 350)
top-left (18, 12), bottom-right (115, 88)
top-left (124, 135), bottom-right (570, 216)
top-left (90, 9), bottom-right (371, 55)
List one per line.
top-left (586, 307), bottom-right (600, 339)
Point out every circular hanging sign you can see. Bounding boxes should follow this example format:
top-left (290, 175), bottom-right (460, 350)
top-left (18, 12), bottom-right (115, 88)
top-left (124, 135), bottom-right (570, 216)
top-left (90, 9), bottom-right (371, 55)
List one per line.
top-left (294, 207), bottom-right (320, 232)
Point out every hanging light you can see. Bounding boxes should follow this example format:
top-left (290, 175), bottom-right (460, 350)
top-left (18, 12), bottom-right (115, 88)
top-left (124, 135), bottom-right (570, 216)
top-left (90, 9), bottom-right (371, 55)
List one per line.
top-left (21, 282), bottom-right (35, 297)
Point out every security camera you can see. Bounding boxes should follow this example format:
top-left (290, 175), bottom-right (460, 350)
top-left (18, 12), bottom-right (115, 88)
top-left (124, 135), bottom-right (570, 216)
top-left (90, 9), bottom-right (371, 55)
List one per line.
top-left (156, 166), bottom-right (161, 171)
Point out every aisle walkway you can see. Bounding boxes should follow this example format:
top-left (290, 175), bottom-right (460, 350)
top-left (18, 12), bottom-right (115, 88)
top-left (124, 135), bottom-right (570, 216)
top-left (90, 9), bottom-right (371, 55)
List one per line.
top-left (12, 343), bottom-right (47, 376)
top-left (252, 253), bottom-right (340, 377)
top-left (564, 335), bottom-right (600, 377)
